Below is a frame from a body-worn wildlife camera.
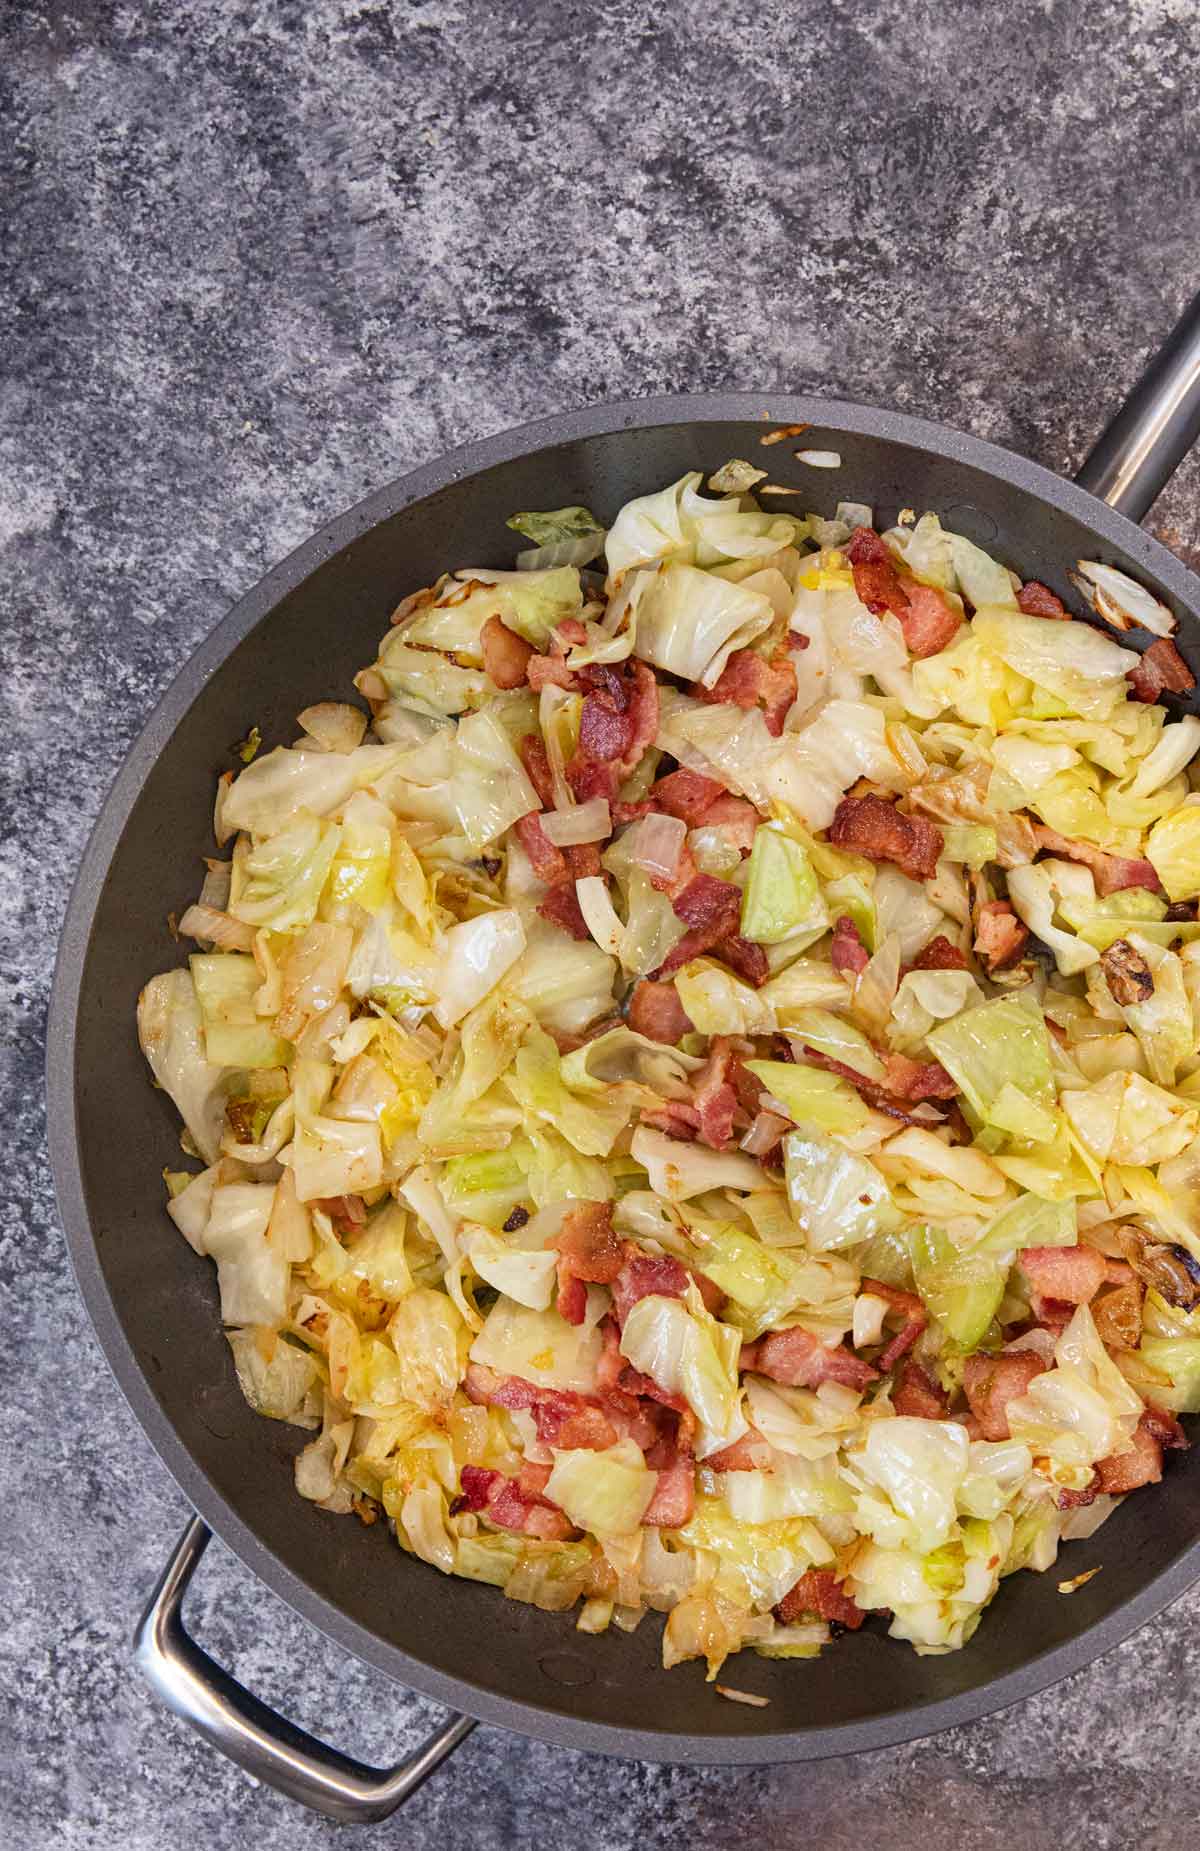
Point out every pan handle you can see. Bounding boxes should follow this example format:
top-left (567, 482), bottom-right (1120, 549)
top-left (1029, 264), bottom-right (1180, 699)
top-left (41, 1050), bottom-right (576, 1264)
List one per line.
top-left (134, 1517), bottom-right (477, 1823)
top-left (1075, 286), bottom-right (1200, 523)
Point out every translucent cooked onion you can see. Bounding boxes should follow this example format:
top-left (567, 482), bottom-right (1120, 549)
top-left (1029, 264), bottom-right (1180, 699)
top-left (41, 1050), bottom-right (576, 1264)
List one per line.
top-left (540, 799), bottom-right (612, 846)
top-left (1070, 561), bottom-right (1176, 636)
top-left (741, 1108), bottom-right (790, 1156)
top-left (575, 875), bottom-right (625, 955)
top-left (795, 449), bottom-right (842, 469)
top-left (626, 811), bottom-right (685, 882)
top-left (177, 903), bottom-right (256, 952)
top-left (296, 701), bottom-right (369, 753)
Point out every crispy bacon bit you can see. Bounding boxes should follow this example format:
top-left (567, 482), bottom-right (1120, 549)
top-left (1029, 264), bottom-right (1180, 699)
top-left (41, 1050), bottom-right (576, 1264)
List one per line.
top-left (1141, 1402), bottom-right (1188, 1451)
top-left (619, 659), bottom-right (660, 777)
top-left (702, 794), bottom-right (761, 857)
top-left (1167, 899), bottom-right (1199, 922)
top-left (652, 768), bottom-right (728, 825)
top-left (912, 935), bottom-right (968, 971)
top-left (891, 1359), bottom-right (948, 1420)
top-left (513, 811), bottom-right (568, 883)
top-left (973, 899), bottom-right (1030, 973)
top-left (962, 1351), bottom-right (1048, 1441)
top-left (1101, 937), bottom-right (1155, 1006)
top-left (1034, 825), bottom-right (1162, 898)
top-left (831, 914), bottom-right (870, 976)
top-left (775, 1570), bottom-right (865, 1630)
top-left (1020, 1245), bottom-right (1108, 1306)
top-left (555, 1271), bottom-right (588, 1326)
top-left (747, 1326), bottom-right (880, 1392)
top-left (628, 978), bottom-right (695, 1044)
top-left (1017, 580), bottom-right (1068, 619)
top-left (503, 1206), bottom-right (530, 1232)
top-left (527, 653), bottom-right (578, 692)
top-left (882, 1053), bottom-right (958, 1102)
top-left (862, 1276), bottom-right (929, 1370)
top-left (577, 692), bottom-right (633, 764)
top-left (719, 936), bottom-right (771, 987)
top-left (1127, 636), bottom-right (1196, 702)
top-left (569, 758), bottom-right (619, 804)
top-left (798, 1045), bottom-right (947, 1127)
top-left (640, 1099), bottom-right (701, 1140)
top-left (519, 734), bottom-right (556, 808)
top-left (555, 1202), bottom-right (625, 1285)
top-left (706, 1431), bottom-right (771, 1471)
top-left (897, 582), bottom-right (962, 658)
top-left (480, 615), bottom-right (534, 690)
top-left (1056, 1479), bottom-right (1098, 1511)
top-left (610, 1251), bottom-right (691, 1328)
top-left (846, 526), bottom-right (911, 620)
top-left (642, 1449), bottom-right (696, 1527)
top-left (537, 882), bottom-right (592, 941)
top-left (674, 874), bottom-right (743, 933)
top-left (564, 842), bottom-right (603, 881)
top-left (692, 1041), bottom-right (739, 1150)
top-left (1095, 1425), bottom-right (1164, 1495)
top-left (829, 794), bottom-right (943, 882)
top-left (457, 1464), bottom-right (575, 1540)
top-left (695, 648), bottom-right (797, 736)
top-left (465, 1365), bottom-right (619, 1452)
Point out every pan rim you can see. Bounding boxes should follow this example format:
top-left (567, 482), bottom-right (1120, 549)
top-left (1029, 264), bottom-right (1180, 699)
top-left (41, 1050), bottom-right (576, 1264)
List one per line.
top-left (47, 388), bottom-right (1200, 1762)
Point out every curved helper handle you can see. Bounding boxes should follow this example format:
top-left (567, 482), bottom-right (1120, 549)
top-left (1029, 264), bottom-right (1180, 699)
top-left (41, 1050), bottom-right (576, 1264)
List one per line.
top-left (135, 1517), bottom-right (476, 1823)
top-left (1076, 286), bottom-right (1200, 522)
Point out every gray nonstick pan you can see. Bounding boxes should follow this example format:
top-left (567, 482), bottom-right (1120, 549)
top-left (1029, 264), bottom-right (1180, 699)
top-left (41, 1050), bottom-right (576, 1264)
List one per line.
top-left (46, 292), bottom-right (1200, 1821)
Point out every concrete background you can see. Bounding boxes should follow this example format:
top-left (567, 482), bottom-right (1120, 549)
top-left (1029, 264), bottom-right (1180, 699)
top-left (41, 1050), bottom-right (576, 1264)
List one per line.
top-left (4, 2), bottom-right (1200, 1845)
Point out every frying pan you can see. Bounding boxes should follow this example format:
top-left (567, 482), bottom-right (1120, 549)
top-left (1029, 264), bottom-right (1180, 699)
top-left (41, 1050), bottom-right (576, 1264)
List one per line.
top-left (47, 291), bottom-right (1200, 1822)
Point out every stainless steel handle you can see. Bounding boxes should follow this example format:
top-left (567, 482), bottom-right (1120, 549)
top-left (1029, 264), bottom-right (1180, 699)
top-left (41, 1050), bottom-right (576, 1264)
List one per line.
top-left (1075, 286), bottom-right (1200, 522)
top-left (134, 1517), bottom-right (476, 1823)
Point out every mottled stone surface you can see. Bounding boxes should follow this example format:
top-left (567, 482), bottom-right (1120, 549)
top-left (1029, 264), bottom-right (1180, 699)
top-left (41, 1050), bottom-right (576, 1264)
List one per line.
top-left (5, 1), bottom-right (1200, 1845)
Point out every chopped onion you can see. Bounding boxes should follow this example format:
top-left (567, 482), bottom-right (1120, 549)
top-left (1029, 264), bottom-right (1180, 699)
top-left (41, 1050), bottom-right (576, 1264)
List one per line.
top-left (715, 1684), bottom-right (770, 1707)
top-left (795, 450), bottom-right (842, 469)
top-left (1069, 561), bottom-right (1176, 636)
top-left (740, 1109), bottom-right (790, 1157)
top-left (296, 701), bottom-right (368, 754)
top-left (627, 812), bottom-right (686, 883)
top-left (575, 876), bottom-right (626, 956)
top-left (199, 859), bottom-right (232, 910)
top-left (540, 799), bottom-right (612, 846)
top-left (177, 903), bottom-right (256, 952)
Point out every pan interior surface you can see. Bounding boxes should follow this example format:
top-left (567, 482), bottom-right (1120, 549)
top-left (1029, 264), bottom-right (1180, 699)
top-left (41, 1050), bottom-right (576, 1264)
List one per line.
top-left (53, 401), bottom-right (1200, 1759)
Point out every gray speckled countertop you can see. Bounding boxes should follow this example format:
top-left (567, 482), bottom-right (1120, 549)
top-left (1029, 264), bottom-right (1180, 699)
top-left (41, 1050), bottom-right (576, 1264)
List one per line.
top-left (6, 3), bottom-right (1200, 1845)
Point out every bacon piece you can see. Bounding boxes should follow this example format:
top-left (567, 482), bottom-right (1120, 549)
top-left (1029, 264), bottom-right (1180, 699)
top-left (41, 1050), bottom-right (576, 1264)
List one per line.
top-left (610, 1251), bottom-right (690, 1327)
top-left (829, 794), bottom-right (943, 882)
top-left (618, 659), bottom-right (659, 778)
top-left (555, 1271), bottom-right (588, 1325)
top-left (891, 1359), bottom-right (948, 1419)
top-left (513, 811), bottom-right (568, 883)
top-left (316, 1193), bottom-right (367, 1235)
top-left (568, 757), bottom-right (620, 805)
top-left (1095, 1425), bottom-right (1164, 1495)
top-left (1017, 580), bottom-right (1068, 619)
top-left (973, 899), bottom-right (1029, 972)
top-left (912, 934), bottom-right (968, 971)
top-left (651, 768), bottom-right (727, 825)
top-left (1127, 637), bottom-right (1196, 701)
top-left (962, 1351), bottom-right (1048, 1442)
top-left (533, 1394), bottom-right (619, 1452)
top-left (846, 526), bottom-right (911, 620)
top-left (862, 1276), bottom-right (929, 1370)
top-left (527, 653), bottom-right (578, 692)
top-left (798, 1045), bottom-right (947, 1127)
top-left (657, 874), bottom-right (744, 976)
top-left (537, 881), bottom-right (592, 941)
top-left (1141, 1402), bottom-right (1188, 1451)
top-left (701, 793), bottom-right (760, 856)
top-left (642, 1449), bottom-right (696, 1527)
top-left (564, 841), bottom-right (603, 881)
top-left (831, 914), bottom-right (870, 976)
top-left (775, 1570), bottom-right (865, 1630)
top-left (1056, 1479), bottom-right (1099, 1511)
top-left (519, 734), bottom-right (556, 808)
top-left (627, 978), bottom-right (694, 1045)
top-left (639, 1100), bottom-right (701, 1140)
top-left (457, 1465), bottom-right (575, 1541)
top-left (1034, 825), bottom-right (1162, 898)
top-left (897, 582), bottom-right (962, 658)
top-left (596, 1315), bottom-right (624, 1392)
top-left (747, 1326), bottom-right (880, 1391)
top-left (555, 1202), bottom-right (625, 1284)
top-left (695, 648), bottom-right (797, 736)
top-left (1019, 1245), bottom-right (1108, 1306)
top-left (882, 1053), bottom-right (958, 1102)
top-left (718, 936), bottom-right (770, 987)
top-left (577, 692), bottom-right (633, 763)
top-left (612, 799), bottom-right (654, 825)
top-left (692, 1042), bottom-right (738, 1150)
top-left (706, 1431), bottom-right (770, 1471)
top-left (480, 615), bottom-right (534, 690)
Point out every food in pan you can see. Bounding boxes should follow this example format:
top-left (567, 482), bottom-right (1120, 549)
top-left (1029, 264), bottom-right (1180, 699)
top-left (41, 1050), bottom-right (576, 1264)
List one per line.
top-left (139, 467), bottom-right (1200, 1677)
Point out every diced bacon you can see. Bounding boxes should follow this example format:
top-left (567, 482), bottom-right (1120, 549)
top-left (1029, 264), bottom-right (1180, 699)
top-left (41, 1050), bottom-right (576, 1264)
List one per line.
top-left (564, 841), bottom-right (604, 880)
top-left (692, 1043), bottom-right (738, 1150)
top-left (1141, 1403), bottom-right (1188, 1451)
top-left (555, 1202), bottom-right (625, 1284)
top-left (701, 794), bottom-right (761, 856)
top-left (962, 1351), bottom-right (1048, 1441)
top-left (882, 1053), bottom-right (958, 1102)
top-left (674, 874), bottom-right (743, 933)
top-left (556, 1270), bottom-right (588, 1325)
top-left (640, 1100), bottom-right (701, 1140)
top-left (891, 1359), bottom-right (948, 1419)
top-left (517, 1459), bottom-right (554, 1497)
top-left (610, 1252), bottom-right (691, 1327)
top-left (1017, 580), bottom-right (1068, 619)
top-left (775, 1570), bottom-right (865, 1630)
top-left (1128, 637), bottom-right (1196, 701)
top-left (974, 899), bottom-right (1029, 972)
top-left (831, 914), bottom-right (871, 976)
top-left (518, 734), bottom-right (556, 808)
top-left (642, 1450), bottom-right (696, 1527)
top-left (748, 1326), bottom-right (880, 1392)
top-left (862, 1276), bottom-right (929, 1370)
top-left (912, 934), bottom-right (968, 971)
top-left (464, 1363), bottom-right (536, 1411)
top-left (556, 617), bottom-right (588, 647)
top-left (718, 936), bottom-right (770, 987)
top-left (537, 882), bottom-right (592, 940)
top-left (612, 799), bottom-right (655, 824)
top-left (1019, 1245), bottom-right (1108, 1306)
top-left (527, 653), bottom-right (578, 692)
top-left (846, 526), bottom-right (911, 620)
top-left (829, 794), bottom-right (943, 882)
top-left (1095, 1425), bottom-right (1163, 1495)
top-left (618, 659), bottom-right (659, 777)
top-left (513, 811), bottom-right (568, 883)
top-left (1034, 826), bottom-right (1163, 898)
top-left (533, 1395), bottom-right (619, 1452)
top-left (628, 978), bottom-right (695, 1044)
top-left (457, 1464), bottom-right (498, 1509)
top-left (897, 582), bottom-right (962, 658)
top-left (798, 1045), bottom-right (948, 1127)
top-left (577, 692), bottom-right (633, 764)
top-left (651, 768), bottom-right (728, 825)
top-left (568, 757), bottom-right (620, 804)
top-left (316, 1193), bottom-right (367, 1234)
top-left (706, 1431), bottom-right (772, 1471)
top-left (596, 1315), bottom-right (624, 1392)
top-left (1056, 1479), bottom-right (1099, 1511)
top-left (480, 615), bottom-right (534, 690)
top-left (695, 648), bottom-right (797, 736)
top-left (456, 1465), bottom-right (575, 1540)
